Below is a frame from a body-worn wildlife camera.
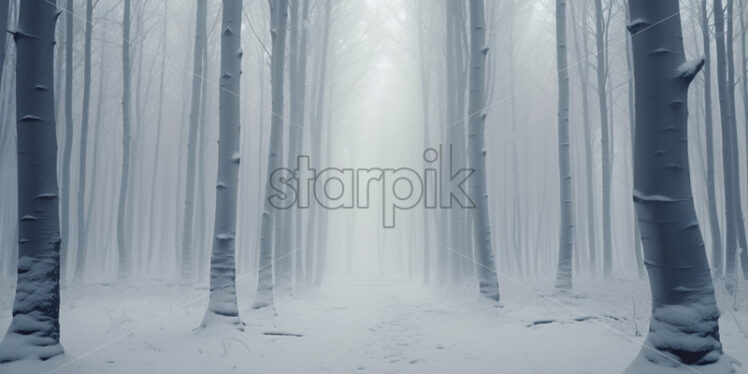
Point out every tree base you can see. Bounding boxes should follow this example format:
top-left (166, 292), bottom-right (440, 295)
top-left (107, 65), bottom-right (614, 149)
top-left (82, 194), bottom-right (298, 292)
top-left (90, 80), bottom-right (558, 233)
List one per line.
top-left (624, 346), bottom-right (739, 374)
top-left (0, 332), bottom-right (64, 363)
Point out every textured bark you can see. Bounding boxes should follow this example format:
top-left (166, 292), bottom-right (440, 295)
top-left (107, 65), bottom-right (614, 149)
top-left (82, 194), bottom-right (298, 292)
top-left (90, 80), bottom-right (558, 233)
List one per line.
top-left (117, 0), bottom-right (132, 278)
top-left (255, 0), bottom-right (289, 309)
top-left (701, 0), bottom-right (724, 278)
top-left (555, 0), bottom-right (574, 290)
top-left (594, 0), bottom-right (612, 277)
top-left (626, 0), bottom-right (725, 368)
top-left (468, 0), bottom-right (499, 302)
top-left (0, 0), bottom-right (64, 361)
top-left (202, 0), bottom-right (243, 328)
top-left (75, 0), bottom-right (93, 281)
top-left (181, 0), bottom-right (207, 283)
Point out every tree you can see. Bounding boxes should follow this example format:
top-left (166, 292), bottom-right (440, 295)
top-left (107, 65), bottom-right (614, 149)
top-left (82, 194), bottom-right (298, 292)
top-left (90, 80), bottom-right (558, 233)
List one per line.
top-left (594, 0), bottom-right (613, 277)
top-left (255, 0), bottom-right (289, 310)
top-left (181, 0), bottom-right (207, 283)
top-left (75, 0), bottom-right (94, 281)
top-left (61, 0), bottom-right (74, 278)
top-left (626, 0), bottom-right (729, 370)
top-left (202, 0), bottom-right (243, 329)
top-left (117, 0), bottom-right (132, 278)
top-left (700, 0), bottom-right (724, 278)
top-left (555, 0), bottom-right (573, 290)
top-left (0, 0), bottom-right (9, 90)
top-left (0, 0), bottom-right (64, 362)
top-left (467, 0), bottom-right (499, 302)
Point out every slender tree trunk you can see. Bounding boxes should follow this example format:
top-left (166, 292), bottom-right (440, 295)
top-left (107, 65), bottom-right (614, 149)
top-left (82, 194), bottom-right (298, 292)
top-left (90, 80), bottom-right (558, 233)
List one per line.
top-left (255, 0), bottom-right (289, 309)
top-left (702, 0), bottom-right (724, 278)
top-left (594, 0), bottom-right (612, 277)
top-left (418, 0), bottom-right (432, 283)
top-left (181, 0), bottom-right (206, 283)
top-left (714, 0), bottom-right (741, 292)
top-left (0, 0), bottom-right (64, 361)
top-left (201, 0), bottom-right (243, 328)
top-left (75, 0), bottom-right (93, 281)
top-left (570, 0), bottom-right (597, 276)
top-left (60, 0), bottom-right (74, 279)
top-left (468, 0), bottom-right (499, 302)
top-left (739, 0), bottom-right (748, 278)
top-left (117, 0), bottom-right (132, 278)
top-left (626, 1), bottom-right (727, 369)
top-left (147, 1), bottom-right (168, 270)
top-left (0, 0), bottom-right (9, 90)
top-left (625, 7), bottom-right (645, 278)
top-left (555, 0), bottom-right (574, 290)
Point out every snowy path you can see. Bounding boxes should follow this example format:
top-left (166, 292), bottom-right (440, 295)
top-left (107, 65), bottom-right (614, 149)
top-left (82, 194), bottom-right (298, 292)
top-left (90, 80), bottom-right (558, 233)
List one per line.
top-left (1, 277), bottom-right (747, 373)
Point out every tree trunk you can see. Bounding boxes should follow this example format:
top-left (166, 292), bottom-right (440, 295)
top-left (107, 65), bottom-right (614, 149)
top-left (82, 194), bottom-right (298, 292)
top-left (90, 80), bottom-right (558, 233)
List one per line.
top-left (117, 0), bottom-right (132, 278)
top-left (701, 0), bottom-right (724, 278)
top-left (468, 0), bottom-right (499, 302)
top-left (555, 0), bottom-right (574, 290)
top-left (739, 0), bottom-right (748, 279)
top-left (0, 0), bottom-right (64, 361)
top-left (570, 0), bottom-right (597, 276)
top-left (255, 0), bottom-right (289, 309)
top-left (714, 0), bottom-right (741, 292)
top-left (61, 0), bottom-right (74, 279)
top-left (626, 0), bottom-right (727, 369)
top-left (181, 0), bottom-right (207, 283)
top-left (202, 0), bottom-right (243, 328)
top-left (75, 0), bottom-right (94, 281)
top-left (0, 0), bottom-right (9, 90)
top-left (594, 0), bottom-right (612, 277)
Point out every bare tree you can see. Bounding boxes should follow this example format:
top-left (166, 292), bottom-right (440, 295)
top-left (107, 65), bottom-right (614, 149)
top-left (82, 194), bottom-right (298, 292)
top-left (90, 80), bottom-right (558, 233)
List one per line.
top-left (181, 0), bottom-right (207, 283)
top-left (202, 0), bottom-right (243, 329)
top-left (626, 0), bottom-right (728, 370)
top-left (555, 0), bottom-right (574, 290)
top-left (117, 0), bottom-right (132, 278)
top-left (255, 0), bottom-right (289, 309)
top-left (467, 0), bottom-right (499, 302)
top-left (0, 0), bottom-right (63, 362)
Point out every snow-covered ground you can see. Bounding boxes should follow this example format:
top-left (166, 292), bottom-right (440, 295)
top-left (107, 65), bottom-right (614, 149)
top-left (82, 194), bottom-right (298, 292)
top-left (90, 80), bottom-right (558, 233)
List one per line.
top-left (1, 276), bottom-right (746, 373)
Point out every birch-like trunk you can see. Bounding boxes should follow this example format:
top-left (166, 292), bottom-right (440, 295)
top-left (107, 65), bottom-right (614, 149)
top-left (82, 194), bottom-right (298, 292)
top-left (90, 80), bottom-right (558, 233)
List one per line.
top-left (202, 0), bottom-right (243, 328)
top-left (554, 0), bottom-right (574, 290)
top-left (468, 0), bottom-right (499, 302)
top-left (117, 0), bottom-right (132, 278)
top-left (255, 0), bottom-right (289, 309)
top-left (181, 0), bottom-right (207, 283)
top-left (0, 0), bottom-right (64, 361)
top-left (626, 0), bottom-right (727, 369)
top-left (75, 0), bottom-right (93, 281)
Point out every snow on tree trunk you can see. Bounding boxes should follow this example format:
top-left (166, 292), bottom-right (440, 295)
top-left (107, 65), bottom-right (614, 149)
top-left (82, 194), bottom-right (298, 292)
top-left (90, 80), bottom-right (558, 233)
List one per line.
top-left (117, 0), bottom-right (132, 278)
top-left (554, 0), bottom-right (574, 290)
top-left (255, 0), bottom-right (289, 310)
top-left (75, 0), bottom-right (93, 281)
top-left (467, 0), bottom-right (499, 302)
top-left (626, 1), bottom-right (731, 370)
top-left (181, 0), bottom-right (207, 284)
top-left (201, 0), bottom-right (243, 328)
top-left (0, 0), bottom-right (64, 362)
